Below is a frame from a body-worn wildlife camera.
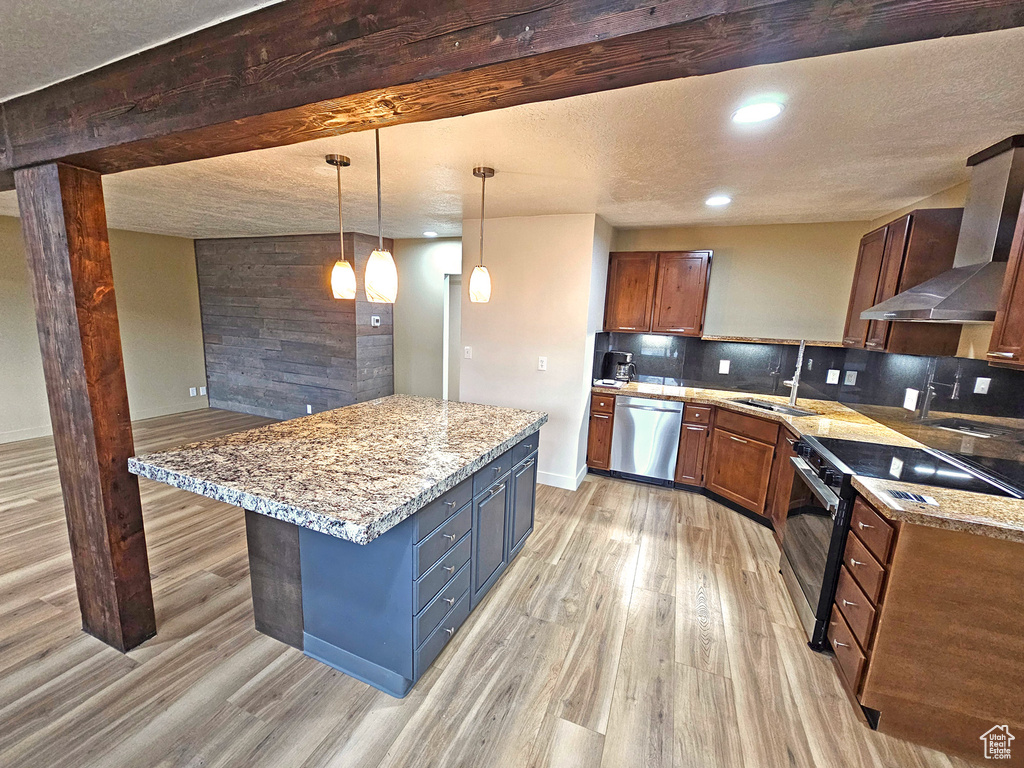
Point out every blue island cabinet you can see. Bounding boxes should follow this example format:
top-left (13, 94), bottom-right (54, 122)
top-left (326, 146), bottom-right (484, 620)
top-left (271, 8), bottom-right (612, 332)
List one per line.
top-left (280, 431), bottom-right (539, 698)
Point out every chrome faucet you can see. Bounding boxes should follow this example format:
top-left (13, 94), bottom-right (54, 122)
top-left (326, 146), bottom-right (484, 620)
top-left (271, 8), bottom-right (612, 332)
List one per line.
top-left (783, 340), bottom-right (806, 407)
top-left (918, 358), bottom-right (962, 420)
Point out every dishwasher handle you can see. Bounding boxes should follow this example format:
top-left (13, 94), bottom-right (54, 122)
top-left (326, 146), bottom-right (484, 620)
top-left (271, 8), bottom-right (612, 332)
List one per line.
top-left (616, 403), bottom-right (683, 414)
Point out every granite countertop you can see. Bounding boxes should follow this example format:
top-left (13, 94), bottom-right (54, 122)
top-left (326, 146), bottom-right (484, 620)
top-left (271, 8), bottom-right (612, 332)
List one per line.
top-left (593, 381), bottom-right (1024, 544)
top-left (129, 395), bottom-right (548, 545)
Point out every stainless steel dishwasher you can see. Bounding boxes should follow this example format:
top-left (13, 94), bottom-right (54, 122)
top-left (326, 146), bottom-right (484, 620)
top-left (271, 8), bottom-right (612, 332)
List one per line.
top-left (609, 396), bottom-right (683, 482)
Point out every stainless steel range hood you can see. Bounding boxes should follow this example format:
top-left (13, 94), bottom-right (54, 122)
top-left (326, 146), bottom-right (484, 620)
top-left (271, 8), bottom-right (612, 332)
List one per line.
top-left (861, 136), bottom-right (1024, 323)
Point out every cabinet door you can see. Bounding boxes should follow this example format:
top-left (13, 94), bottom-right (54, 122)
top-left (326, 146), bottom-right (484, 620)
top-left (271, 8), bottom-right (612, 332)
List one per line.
top-left (768, 431), bottom-right (799, 542)
top-left (864, 216), bottom-right (910, 351)
top-left (988, 200), bottom-right (1024, 367)
top-left (705, 428), bottom-right (775, 514)
top-left (674, 424), bottom-right (707, 486)
top-left (651, 251), bottom-right (712, 336)
top-left (471, 480), bottom-right (509, 607)
top-left (843, 226), bottom-right (888, 348)
top-left (587, 412), bottom-right (614, 469)
top-left (508, 454), bottom-right (537, 559)
top-left (604, 252), bottom-right (657, 332)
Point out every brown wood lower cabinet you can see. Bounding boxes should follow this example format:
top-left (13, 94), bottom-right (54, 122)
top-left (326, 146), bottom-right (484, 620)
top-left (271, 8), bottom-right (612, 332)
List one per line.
top-left (704, 426), bottom-right (775, 514)
top-left (587, 394), bottom-right (615, 470)
top-left (767, 429), bottom-right (799, 543)
top-left (674, 424), bottom-right (707, 486)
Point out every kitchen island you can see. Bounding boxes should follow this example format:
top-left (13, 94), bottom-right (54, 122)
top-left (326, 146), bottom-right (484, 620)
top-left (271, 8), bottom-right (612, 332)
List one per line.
top-left (129, 395), bottom-right (547, 697)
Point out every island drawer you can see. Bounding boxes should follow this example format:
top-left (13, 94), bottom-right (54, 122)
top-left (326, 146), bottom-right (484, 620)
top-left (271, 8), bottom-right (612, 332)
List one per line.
top-left (835, 565), bottom-right (877, 650)
top-left (414, 533), bottom-right (471, 613)
top-left (513, 432), bottom-right (540, 464)
top-left (415, 562), bottom-right (471, 646)
top-left (413, 478), bottom-right (473, 543)
top-left (474, 449), bottom-right (513, 496)
top-left (851, 497), bottom-right (894, 564)
top-left (415, 590), bottom-right (470, 679)
top-left (415, 504), bottom-right (472, 578)
top-left (844, 531), bottom-right (886, 604)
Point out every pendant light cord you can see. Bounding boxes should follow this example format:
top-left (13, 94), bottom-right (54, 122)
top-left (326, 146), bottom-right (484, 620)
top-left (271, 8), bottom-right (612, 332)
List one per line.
top-left (479, 173), bottom-right (486, 267)
top-left (375, 129), bottom-right (384, 251)
top-left (336, 164), bottom-right (344, 257)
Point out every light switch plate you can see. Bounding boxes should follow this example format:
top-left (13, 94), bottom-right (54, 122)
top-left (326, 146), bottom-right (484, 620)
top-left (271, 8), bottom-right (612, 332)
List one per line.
top-left (826, 369), bottom-right (841, 385)
top-left (538, 356), bottom-right (547, 371)
top-left (718, 360), bottom-right (731, 375)
top-left (974, 377), bottom-right (991, 394)
top-left (464, 346), bottom-right (472, 359)
top-left (189, 387), bottom-right (197, 397)
top-left (903, 388), bottom-right (920, 411)
top-left (199, 386), bottom-right (207, 396)
top-left (306, 404), bottom-right (312, 414)
top-left (844, 370), bottom-right (857, 386)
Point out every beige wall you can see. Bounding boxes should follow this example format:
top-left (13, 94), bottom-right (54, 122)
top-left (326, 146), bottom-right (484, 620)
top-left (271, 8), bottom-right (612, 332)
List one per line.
top-left (392, 238), bottom-right (463, 399)
top-left (460, 214), bottom-right (609, 490)
top-left (0, 216), bottom-right (209, 443)
top-left (613, 222), bottom-right (869, 342)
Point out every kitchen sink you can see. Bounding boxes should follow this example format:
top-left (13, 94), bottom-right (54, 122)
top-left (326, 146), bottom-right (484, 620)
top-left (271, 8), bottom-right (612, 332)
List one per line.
top-left (922, 417), bottom-right (1017, 439)
top-left (730, 398), bottom-right (816, 418)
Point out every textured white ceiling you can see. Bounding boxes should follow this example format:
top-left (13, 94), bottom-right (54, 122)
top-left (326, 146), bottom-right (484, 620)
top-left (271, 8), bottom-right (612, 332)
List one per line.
top-left (1, 27), bottom-right (1023, 239)
top-left (0, 0), bottom-right (285, 100)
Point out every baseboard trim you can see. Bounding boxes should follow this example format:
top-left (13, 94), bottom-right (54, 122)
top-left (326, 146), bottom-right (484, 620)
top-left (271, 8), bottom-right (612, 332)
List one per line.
top-left (538, 469), bottom-right (583, 491)
top-left (0, 399), bottom-right (209, 445)
top-left (0, 424), bottom-right (53, 444)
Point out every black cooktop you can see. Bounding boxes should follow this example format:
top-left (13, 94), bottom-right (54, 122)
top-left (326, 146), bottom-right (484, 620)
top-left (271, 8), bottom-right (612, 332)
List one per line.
top-left (812, 437), bottom-right (1021, 498)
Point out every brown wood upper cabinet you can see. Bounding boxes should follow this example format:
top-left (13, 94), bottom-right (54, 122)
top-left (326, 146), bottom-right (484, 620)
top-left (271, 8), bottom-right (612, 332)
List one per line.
top-left (604, 251), bottom-right (712, 335)
top-left (842, 208), bottom-right (964, 357)
top-left (988, 198), bottom-right (1024, 367)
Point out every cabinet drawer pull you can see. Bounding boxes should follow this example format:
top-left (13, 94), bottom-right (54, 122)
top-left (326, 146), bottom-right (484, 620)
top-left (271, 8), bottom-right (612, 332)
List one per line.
top-left (841, 599), bottom-right (858, 608)
top-left (850, 559), bottom-right (865, 568)
top-left (988, 351), bottom-right (1016, 359)
top-left (442, 533), bottom-right (457, 542)
top-left (486, 483), bottom-right (506, 500)
top-left (728, 435), bottom-right (748, 444)
top-left (620, 326), bottom-right (640, 330)
top-left (833, 640), bottom-right (850, 649)
top-left (443, 565), bottom-right (456, 574)
top-left (444, 500), bottom-right (457, 508)
top-left (493, 466), bottom-right (502, 475)
top-left (522, 458), bottom-right (536, 468)
top-left (443, 597), bottom-right (456, 606)
top-left (786, 436), bottom-right (797, 446)
top-left (593, 414), bottom-right (610, 420)
top-left (444, 627), bottom-right (455, 637)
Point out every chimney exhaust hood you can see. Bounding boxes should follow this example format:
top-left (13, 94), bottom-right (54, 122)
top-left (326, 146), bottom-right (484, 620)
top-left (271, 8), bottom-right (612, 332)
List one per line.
top-left (861, 135), bottom-right (1024, 323)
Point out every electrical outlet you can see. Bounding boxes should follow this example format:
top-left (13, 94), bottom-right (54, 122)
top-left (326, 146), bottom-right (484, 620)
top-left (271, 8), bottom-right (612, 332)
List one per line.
top-left (189, 387), bottom-right (197, 397)
top-left (306, 404), bottom-right (312, 414)
top-left (538, 356), bottom-right (547, 371)
top-left (826, 369), bottom-right (841, 385)
top-left (806, 358), bottom-right (813, 371)
top-left (718, 359), bottom-right (731, 375)
top-left (844, 370), bottom-right (857, 386)
top-left (464, 346), bottom-right (472, 359)
top-left (370, 315), bottom-right (381, 328)
top-left (903, 388), bottom-right (920, 411)
top-left (199, 386), bottom-right (207, 396)
top-left (974, 377), bottom-right (991, 394)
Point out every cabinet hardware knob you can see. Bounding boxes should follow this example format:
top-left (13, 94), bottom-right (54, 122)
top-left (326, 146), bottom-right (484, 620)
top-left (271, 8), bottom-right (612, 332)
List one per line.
top-left (444, 500), bottom-right (457, 507)
top-left (842, 599), bottom-right (858, 607)
top-left (444, 627), bottom-right (455, 637)
top-left (834, 640), bottom-right (850, 649)
top-left (443, 566), bottom-right (455, 574)
top-left (443, 533), bottom-right (457, 541)
top-left (858, 522), bottom-right (873, 530)
top-left (444, 597), bottom-right (456, 606)
top-left (850, 559), bottom-right (865, 567)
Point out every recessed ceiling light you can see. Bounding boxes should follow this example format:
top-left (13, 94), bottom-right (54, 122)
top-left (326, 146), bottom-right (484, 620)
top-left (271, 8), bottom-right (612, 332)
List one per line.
top-left (705, 195), bottom-right (732, 207)
top-left (423, 231), bottom-right (439, 238)
top-left (732, 101), bottom-right (784, 124)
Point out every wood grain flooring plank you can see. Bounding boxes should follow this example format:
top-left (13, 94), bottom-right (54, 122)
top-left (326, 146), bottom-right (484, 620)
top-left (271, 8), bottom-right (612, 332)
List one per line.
top-left (601, 588), bottom-right (674, 768)
top-left (528, 716), bottom-right (605, 768)
top-left (635, 488), bottom-right (676, 597)
top-left (675, 525), bottom-right (731, 679)
top-left (673, 663), bottom-right (744, 768)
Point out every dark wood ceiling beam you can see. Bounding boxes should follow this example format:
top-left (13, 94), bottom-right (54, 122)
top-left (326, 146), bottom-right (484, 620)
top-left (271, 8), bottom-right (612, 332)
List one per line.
top-left (1, 0), bottom-right (1023, 194)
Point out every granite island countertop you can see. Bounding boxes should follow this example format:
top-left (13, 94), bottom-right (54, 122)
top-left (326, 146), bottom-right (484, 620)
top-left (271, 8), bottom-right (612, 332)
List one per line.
top-left (593, 381), bottom-right (1024, 544)
top-left (129, 395), bottom-right (548, 545)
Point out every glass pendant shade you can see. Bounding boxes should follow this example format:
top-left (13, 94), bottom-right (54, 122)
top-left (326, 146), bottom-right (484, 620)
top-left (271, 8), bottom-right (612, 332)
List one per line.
top-left (330, 259), bottom-right (356, 300)
top-left (469, 265), bottom-right (492, 303)
top-left (365, 249), bottom-right (398, 303)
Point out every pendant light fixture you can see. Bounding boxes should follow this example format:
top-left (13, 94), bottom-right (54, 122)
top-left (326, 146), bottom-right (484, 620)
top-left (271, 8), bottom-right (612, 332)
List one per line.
top-left (326, 154), bottom-right (356, 300)
top-left (364, 129), bottom-right (398, 303)
top-left (469, 166), bottom-right (495, 303)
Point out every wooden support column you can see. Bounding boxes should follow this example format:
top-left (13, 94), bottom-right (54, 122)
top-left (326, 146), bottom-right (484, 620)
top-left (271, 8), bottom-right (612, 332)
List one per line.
top-left (14, 162), bottom-right (156, 652)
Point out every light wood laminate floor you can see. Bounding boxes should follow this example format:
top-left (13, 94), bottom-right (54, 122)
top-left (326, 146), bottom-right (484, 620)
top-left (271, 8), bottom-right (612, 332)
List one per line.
top-left (0, 408), bottom-right (972, 768)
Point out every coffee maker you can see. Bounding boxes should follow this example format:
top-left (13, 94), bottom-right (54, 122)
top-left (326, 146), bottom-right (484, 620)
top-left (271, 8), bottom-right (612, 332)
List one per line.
top-left (601, 351), bottom-right (636, 383)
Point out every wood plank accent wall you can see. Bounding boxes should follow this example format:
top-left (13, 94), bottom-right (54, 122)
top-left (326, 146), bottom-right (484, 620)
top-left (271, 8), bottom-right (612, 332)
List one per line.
top-left (194, 232), bottom-right (393, 420)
